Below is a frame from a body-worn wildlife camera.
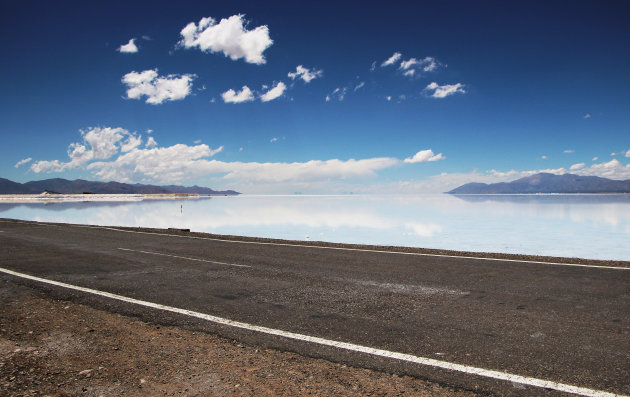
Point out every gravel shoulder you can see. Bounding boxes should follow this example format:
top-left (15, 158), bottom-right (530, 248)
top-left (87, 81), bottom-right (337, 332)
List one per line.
top-left (0, 280), bottom-right (478, 396)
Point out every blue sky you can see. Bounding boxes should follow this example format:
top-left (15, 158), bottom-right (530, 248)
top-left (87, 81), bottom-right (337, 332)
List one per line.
top-left (1, 0), bottom-right (629, 193)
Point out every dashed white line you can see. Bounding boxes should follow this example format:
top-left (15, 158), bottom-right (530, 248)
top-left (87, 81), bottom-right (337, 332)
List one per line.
top-left (117, 248), bottom-right (250, 268)
top-left (2, 219), bottom-right (630, 270)
top-left (97, 225), bottom-right (630, 270)
top-left (0, 266), bottom-right (624, 397)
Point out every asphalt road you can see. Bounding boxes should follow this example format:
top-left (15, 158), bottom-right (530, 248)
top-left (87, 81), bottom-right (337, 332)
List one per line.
top-left (0, 218), bottom-right (628, 396)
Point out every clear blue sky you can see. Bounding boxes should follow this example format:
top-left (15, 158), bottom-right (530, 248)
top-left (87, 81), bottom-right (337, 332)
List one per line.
top-left (1, 0), bottom-right (629, 193)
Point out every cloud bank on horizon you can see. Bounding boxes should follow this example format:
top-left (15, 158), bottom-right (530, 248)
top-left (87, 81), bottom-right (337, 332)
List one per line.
top-left (2, 2), bottom-right (629, 193)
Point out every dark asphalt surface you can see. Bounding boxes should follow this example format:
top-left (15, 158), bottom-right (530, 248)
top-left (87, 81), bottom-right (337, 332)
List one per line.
top-left (1, 218), bottom-right (628, 396)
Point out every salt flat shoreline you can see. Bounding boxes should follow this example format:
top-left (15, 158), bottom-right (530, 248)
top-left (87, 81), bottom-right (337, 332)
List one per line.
top-left (3, 217), bottom-right (629, 267)
top-left (0, 193), bottom-right (212, 203)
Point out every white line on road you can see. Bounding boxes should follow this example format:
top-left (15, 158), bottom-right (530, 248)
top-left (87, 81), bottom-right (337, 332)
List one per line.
top-left (2, 219), bottom-right (629, 270)
top-left (98, 226), bottom-right (630, 270)
top-left (117, 248), bottom-right (251, 268)
top-left (0, 266), bottom-right (624, 397)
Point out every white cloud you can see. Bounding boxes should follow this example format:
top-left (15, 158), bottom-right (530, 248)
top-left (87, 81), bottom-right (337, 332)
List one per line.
top-left (563, 149), bottom-right (575, 153)
top-left (399, 58), bottom-right (419, 70)
top-left (118, 38), bottom-right (138, 53)
top-left (570, 162), bottom-right (585, 170)
top-left (354, 81), bottom-right (365, 91)
top-left (625, 150), bottom-right (630, 158)
top-left (87, 153), bottom-right (398, 184)
top-left (219, 158), bottom-right (399, 183)
top-left (370, 61), bottom-right (377, 71)
top-left (399, 56), bottom-right (441, 76)
top-left (270, 137), bottom-right (278, 143)
top-left (146, 129), bottom-right (153, 134)
top-left (146, 137), bottom-right (157, 148)
top-left (179, 15), bottom-right (272, 65)
top-left (260, 82), bottom-right (286, 102)
top-left (584, 113), bottom-right (591, 119)
top-left (386, 96), bottom-right (392, 101)
top-left (325, 87), bottom-right (347, 102)
top-left (14, 158), bottom-right (32, 168)
top-left (28, 127), bottom-right (404, 185)
top-left (541, 155), bottom-right (548, 159)
top-left (584, 159), bottom-right (630, 179)
top-left (424, 82), bottom-right (465, 98)
top-left (122, 69), bottom-right (195, 104)
top-left (222, 85), bottom-right (254, 103)
top-left (31, 127), bottom-right (137, 173)
top-left (404, 149), bottom-right (445, 163)
top-left (382, 52), bottom-right (402, 67)
top-left (288, 65), bottom-right (323, 83)
top-left (120, 135), bottom-right (142, 152)
top-left (592, 157), bottom-right (598, 161)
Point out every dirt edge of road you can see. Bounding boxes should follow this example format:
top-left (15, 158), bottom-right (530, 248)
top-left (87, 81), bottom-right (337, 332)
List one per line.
top-left (0, 280), bottom-right (479, 396)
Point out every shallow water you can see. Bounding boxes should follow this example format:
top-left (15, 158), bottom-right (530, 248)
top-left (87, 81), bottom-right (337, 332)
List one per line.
top-left (2, 194), bottom-right (630, 261)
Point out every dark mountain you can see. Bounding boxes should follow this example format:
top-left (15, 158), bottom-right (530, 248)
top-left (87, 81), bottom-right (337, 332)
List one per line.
top-left (0, 178), bottom-right (239, 195)
top-left (447, 173), bottom-right (630, 194)
top-left (0, 178), bottom-right (28, 194)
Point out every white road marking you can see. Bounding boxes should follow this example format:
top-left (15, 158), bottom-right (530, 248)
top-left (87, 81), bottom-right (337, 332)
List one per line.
top-left (117, 248), bottom-right (250, 268)
top-left (96, 225), bottom-right (630, 270)
top-left (0, 266), bottom-right (624, 397)
top-left (2, 219), bottom-right (630, 270)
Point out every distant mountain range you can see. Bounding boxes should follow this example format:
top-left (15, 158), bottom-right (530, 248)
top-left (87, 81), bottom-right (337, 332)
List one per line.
top-left (0, 177), bottom-right (239, 195)
top-left (447, 173), bottom-right (630, 194)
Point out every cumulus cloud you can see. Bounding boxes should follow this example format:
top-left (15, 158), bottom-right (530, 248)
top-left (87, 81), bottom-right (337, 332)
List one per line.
top-left (122, 69), bottom-right (195, 104)
top-left (270, 137), bottom-right (278, 143)
top-left (404, 149), bottom-right (445, 163)
top-left (570, 162), bottom-right (585, 170)
top-left (592, 157), bottom-right (598, 161)
top-left (118, 38), bottom-right (138, 53)
top-left (179, 15), bottom-right (272, 65)
top-left (382, 52), bottom-right (402, 67)
top-left (30, 127), bottom-right (141, 173)
top-left (424, 82), bottom-right (465, 98)
top-left (626, 150), bottom-right (630, 158)
top-left (14, 158), bottom-right (32, 168)
top-left (29, 127), bottom-right (404, 185)
top-left (325, 87), bottom-right (347, 102)
top-left (260, 82), bottom-right (286, 102)
top-left (585, 159), bottom-right (630, 179)
top-left (222, 85), bottom-right (254, 103)
top-left (584, 113), bottom-right (591, 119)
top-left (541, 155), bottom-right (548, 160)
top-left (288, 65), bottom-right (323, 83)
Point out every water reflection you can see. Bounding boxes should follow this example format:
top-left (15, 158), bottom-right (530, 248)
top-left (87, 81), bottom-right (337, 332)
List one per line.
top-left (1, 194), bottom-right (629, 260)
